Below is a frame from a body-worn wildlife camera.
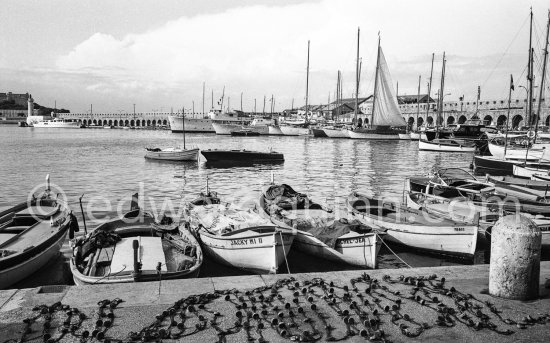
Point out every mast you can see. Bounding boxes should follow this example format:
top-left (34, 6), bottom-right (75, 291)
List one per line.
top-left (425, 53), bottom-right (434, 126)
top-left (416, 75), bottom-right (421, 130)
top-left (240, 92), bottom-right (243, 112)
top-left (336, 70), bottom-right (341, 121)
top-left (220, 86), bottom-right (225, 112)
top-left (504, 75), bottom-right (514, 157)
top-left (354, 27), bottom-right (360, 125)
top-left (371, 34), bottom-right (381, 127)
top-left (534, 10), bottom-right (550, 139)
top-left (527, 8), bottom-right (534, 127)
top-left (182, 106), bottom-right (186, 149)
top-left (437, 52), bottom-right (446, 133)
top-left (305, 40), bottom-right (310, 123)
top-left (202, 82), bottom-right (205, 115)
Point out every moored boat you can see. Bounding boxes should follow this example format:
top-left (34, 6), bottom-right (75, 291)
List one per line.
top-left (347, 192), bottom-right (478, 258)
top-left (398, 133), bottom-right (411, 140)
top-left (145, 147), bottom-right (199, 161)
top-left (268, 125), bottom-right (284, 135)
top-left (33, 118), bottom-right (81, 129)
top-left (323, 126), bottom-right (350, 138)
top-left (279, 124), bottom-right (310, 136)
top-left (187, 202), bottom-right (294, 274)
top-left (259, 183), bottom-right (385, 268)
top-left (311, 127), bottom-right (328, 137)
top-left (0, 176), bottom-right (76, 289)
top-left (201, 149), bottom-right (284, 162)
top-left (70, 199), bottom-right (202, 285)
top-left (418, 138), bottom-right (476, 152)
top-left (231, 128), bottom-right (260, 136)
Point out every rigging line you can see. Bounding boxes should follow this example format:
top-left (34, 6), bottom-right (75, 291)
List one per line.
top-left (376, 233), bottom-right (412, 269)
top-left (481, 14), bottom-right (530, 89)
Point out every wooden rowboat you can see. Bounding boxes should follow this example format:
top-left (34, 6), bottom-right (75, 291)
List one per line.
top-left (259, 183), bottom-right (385, 268)
top-left (0, 177), bottom-right (76, 289)
top-left (145, 147), bottom-right (199, 161)
top-left (70, 197), bottom-right (202, 285)
top-left (187, 202), bottom-right (294, 274)
top-left (347, 192), bottom-right (478, 259)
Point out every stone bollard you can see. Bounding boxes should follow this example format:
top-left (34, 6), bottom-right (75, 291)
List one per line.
top-left (489, 214), bottom-right (541, 300)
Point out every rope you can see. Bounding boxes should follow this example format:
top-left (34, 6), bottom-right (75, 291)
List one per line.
top-left (278, 230), bottom-right (291, 275)
top-left (376, 233), bottom-right (413, 269)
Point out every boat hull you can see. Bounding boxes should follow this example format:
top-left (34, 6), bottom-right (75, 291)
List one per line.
top-left (268, 125), bottom-right (284, 135)
top-left (0, 228), bottom-right (67, 289)
top-left (474, 156), bottom-right (550, 176)
top-left (201, 149), bottom-right (284, 162)
top-left (33, 122), bottom-right (80, 129)
top-left (145, 148), bottom-right (199, 161)
top-left (198, 228), bottom-right (294, 274)
top-left (347, 129), bottom-right (400, 140)
top-left (347, 193), bottom-right (478, 258)
top-left (418, 139), bottom-right (476, 152)
top-left (169, 115), bottom-right (215, 133)
top-left (212, 123), bottom-right (241, 135)
top-left (410, 132), bottom-right (421, 140)
top-left (311, 128), bottom-right (328, 137)
top-left (398, 133), bottom-right (411, 140)
top-left (280, 125), bottom-right (310, 136)
top-left (323, 128), bottom-right (349, 138)
top-left (293, 230), bottom-right (382, 268)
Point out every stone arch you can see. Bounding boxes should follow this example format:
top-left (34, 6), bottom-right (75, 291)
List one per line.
top-left (408, 117), bottom-right (415, 128)
top-left (458, 115), bottom-right (467, 124)
top-left (152, 119), bottom-right (157, 126)
top-left (483, 115), bottom-right (492, 126)
top-left (92, 119), bottom-right (97, 125)
top-left (546, 116), bottom-right (550, 126)
top-left (146, 119), bottom-right (151, 126)
top-left (364, 118), bottom-right (369, 125)
top-left (163, 119), bottom-right (168, 126)
top-left (130, 119), bottom-right (135, 126)
top-left (124, 120), bottom-right (129, 126)
top-left (447, 116), bottom-right (455, 125)
top-left (497, 115), bottom-right (507, 127)
top-left (417, 117), bottom-right (424, 127)
top-left (436, 116), bottom-right (444, 126)
top-left (357, 118), bottom-right (363, 126)
top-left (512, 115), bottom-right (523, 129)
top-left (136, 120), bottom-right (141, 126)
top-left (426, 116), bottom-right (434, 126)
top-left (108, 120), bottom-right (113, 126)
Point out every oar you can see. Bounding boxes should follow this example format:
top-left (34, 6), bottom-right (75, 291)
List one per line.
top-left (79, 194), bottom-right (88, 235)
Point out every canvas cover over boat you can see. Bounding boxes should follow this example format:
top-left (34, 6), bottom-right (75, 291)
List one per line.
top-left (264, 184), bottom-right (373, 248)
top-left (189, 204), bottom-right (273, 233)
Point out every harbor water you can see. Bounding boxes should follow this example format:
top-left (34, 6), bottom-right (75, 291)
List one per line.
top-left (0, 126), bottom-right (484, 287)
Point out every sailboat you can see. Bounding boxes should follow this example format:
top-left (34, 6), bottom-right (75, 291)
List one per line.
top-left (145, 108), bottom-right (200, 161)
top-left (322, 70), bottom-right (350, 138)
top-left (347, 33), bottom-right (407, 140)
top-left (280, 41), bottom-right (312, 136)
top-left (475, 9), bottom-right (550, 174)
top-left (418, 52), bottom-right (476, 152)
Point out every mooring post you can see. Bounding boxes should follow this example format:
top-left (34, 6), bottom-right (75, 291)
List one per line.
top-left (489, 214), bottom-right (541, 300)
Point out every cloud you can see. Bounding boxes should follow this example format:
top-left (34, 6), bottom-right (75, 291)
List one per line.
top-left (24, 0), bottom-right (550, 111)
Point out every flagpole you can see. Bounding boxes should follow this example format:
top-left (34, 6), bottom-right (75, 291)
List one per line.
top-left (504, 75), bottom-right (514, 157)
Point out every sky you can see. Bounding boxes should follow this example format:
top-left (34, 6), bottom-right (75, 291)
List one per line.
top-left (0, 0), bottom-right (549, 113)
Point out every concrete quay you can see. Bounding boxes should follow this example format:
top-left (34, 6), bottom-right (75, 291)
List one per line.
top-left (1, 263), bottom-right (549, 343)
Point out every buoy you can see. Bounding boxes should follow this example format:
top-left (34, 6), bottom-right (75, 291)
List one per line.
top-left (489, 215), bottom-right (541, 300)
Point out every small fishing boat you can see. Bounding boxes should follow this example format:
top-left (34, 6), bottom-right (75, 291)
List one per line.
top-left (347, 192), bottom-right (478, 258)
top-left (145, 147), bottom-right (200, 161)
top-left (201, 149), bottom-right (284, 162)
top-left (418, 138), bottom-right (476, 152)
top-left (145, 114), bottom-right (199, 161)
top-left (0, 175), bottom-right (77, 289)
top-left (187, 201), bottom-right (295, 274)
top-left (486, 175), bottom-right (550, 191)
top-left (513, 164), bottom-right (550, 178)
top-left (259, 183), bottom-right (385, 268)
top-left (474, 155), bottom-right (550, 176)
top-left (230, 128), bottom-right (260, 136)
top-left (70, 195), bottom-right (202, 285)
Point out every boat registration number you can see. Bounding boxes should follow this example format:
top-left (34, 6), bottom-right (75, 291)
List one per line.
top-left (454, 227), bottom-right (465, 232)
top-left (339, 237), bottom-right (365, 245)
top-left (231, 238), bottom-right (263, 245)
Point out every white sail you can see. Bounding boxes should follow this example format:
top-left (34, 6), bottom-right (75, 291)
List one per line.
top-left (373, 48), bottom-right (407, 127)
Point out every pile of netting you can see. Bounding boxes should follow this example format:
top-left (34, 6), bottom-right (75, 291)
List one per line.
top-left (4, 273), bottom-right (549, 343)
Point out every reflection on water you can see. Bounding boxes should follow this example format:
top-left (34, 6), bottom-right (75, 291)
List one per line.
top-left (0, 126), bottom-right (480, 286)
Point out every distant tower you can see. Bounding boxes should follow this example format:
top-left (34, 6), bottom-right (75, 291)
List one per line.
top-left (27, 94), bottom-right (34, 117)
